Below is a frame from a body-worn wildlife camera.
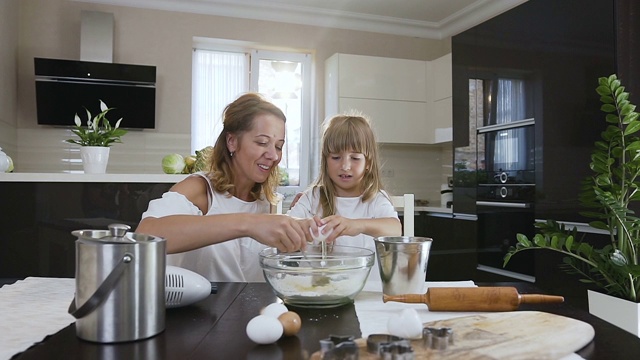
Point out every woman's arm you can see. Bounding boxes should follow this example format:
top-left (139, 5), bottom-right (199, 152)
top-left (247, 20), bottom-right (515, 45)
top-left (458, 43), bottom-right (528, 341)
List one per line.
top-left (136, 176), bottom-right (311, 253)
top-left (138, 212), bottom-right (310, 253)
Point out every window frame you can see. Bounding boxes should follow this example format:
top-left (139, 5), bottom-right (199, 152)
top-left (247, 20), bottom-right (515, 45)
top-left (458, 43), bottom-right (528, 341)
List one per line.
top-left (191, 38), bottom-right (315, 200)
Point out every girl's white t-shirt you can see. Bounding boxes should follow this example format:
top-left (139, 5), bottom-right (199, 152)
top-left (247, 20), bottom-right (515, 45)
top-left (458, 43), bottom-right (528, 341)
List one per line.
top-left (140, 173), bottom-right (270, 282)
top-left (287, 187), bottom-right (399, 284)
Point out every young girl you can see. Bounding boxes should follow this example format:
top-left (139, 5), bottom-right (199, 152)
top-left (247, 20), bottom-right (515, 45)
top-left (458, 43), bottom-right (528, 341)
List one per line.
top-left (288, 114), bottom-right (402, 284)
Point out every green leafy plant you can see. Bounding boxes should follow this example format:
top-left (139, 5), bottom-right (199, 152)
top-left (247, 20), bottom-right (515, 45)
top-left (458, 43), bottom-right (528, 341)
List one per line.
top-left (504, 75), bottom-right (640, 302)
top-left (65, 100), bottom-right (128, 147)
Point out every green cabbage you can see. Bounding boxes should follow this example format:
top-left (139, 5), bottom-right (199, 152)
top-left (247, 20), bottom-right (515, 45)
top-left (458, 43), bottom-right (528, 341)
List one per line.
top-left (162, 153), bottom-right (185, 174)
top-left (6, 156), bottom-right (13, 172)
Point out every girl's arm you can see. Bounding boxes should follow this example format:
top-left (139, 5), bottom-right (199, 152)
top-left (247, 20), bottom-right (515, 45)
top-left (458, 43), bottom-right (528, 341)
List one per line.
top-left (319, 216), bottom-right (401, 243)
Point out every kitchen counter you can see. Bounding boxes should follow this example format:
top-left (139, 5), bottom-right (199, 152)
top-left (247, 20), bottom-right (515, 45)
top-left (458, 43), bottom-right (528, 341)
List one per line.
top-left (415, 205), bottom-right (452, 214)
top-left (7, 281), bottom-right (640, 359)
top-left (0, 172), bottom-right (188, 183)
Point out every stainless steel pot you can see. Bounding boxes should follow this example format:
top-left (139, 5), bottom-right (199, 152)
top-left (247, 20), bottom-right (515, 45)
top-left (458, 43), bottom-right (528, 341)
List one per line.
top-left (69, 223), bottom-right (166, 343)
top-left (374, 236), bottom-right (432, 295)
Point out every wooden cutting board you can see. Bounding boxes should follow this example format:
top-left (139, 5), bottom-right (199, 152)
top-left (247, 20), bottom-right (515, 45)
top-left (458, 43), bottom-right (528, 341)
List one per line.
top-left (311, 311), bottom-right (594, 359)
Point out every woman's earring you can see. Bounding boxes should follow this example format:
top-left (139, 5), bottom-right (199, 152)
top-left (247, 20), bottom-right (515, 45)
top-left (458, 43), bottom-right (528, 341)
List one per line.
top-left (230, 151), bottom-right (235, 158)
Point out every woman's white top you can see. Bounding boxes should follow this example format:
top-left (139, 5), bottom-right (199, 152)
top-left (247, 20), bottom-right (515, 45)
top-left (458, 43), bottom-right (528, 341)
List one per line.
top-left (287, 187), bottom-right (398, 284)
top-left (141, 173), bottom-right (270, 282)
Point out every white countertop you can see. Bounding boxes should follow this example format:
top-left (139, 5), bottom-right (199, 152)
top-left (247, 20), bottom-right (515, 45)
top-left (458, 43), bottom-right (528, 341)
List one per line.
top-left (0, 172), bottom-right (189, 183)
top-left (415, 205), bottom-right (452, 214)
top-left (0, 173), bottom-right (455, 214)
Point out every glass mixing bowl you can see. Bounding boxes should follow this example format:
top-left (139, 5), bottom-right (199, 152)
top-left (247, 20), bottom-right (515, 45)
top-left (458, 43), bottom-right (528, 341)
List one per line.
top-left (259, 244), bottom-right (375, 308)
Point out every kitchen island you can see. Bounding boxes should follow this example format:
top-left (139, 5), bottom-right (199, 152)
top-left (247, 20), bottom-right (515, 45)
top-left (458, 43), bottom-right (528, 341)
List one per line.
top-left (0, 173), bottom-right (186, 279)
top-left (6, 281), bottom-right (640, 359)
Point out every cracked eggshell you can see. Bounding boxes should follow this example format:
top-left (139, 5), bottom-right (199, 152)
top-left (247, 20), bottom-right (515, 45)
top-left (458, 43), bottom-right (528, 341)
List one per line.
top-left (387, 308), bottom-right (423, 339)
top-left (310, 224), bottom-right (332, 244)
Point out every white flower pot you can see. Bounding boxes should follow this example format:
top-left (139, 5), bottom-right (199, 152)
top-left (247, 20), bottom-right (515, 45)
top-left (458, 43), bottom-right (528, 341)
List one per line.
top-left (80, 146), bottom-right (110, 174)
top-left (588, 289), bottom-right (640, 337)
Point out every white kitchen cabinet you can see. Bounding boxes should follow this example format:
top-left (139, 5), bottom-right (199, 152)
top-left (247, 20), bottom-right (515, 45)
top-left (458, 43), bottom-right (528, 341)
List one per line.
top-left (339, 97), bottom-right (429, 144)
top-left (430, 53), bottom-right (452, 101)
top-left (427, 53), bottom-right (452, 143)
top-left (325, 53), bottom-right (452, 144)
top-left (331, 54), bottom-right (427, 101)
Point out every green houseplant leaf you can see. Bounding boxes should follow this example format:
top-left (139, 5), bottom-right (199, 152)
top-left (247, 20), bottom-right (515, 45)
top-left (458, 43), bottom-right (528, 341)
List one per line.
top-left (504, 75), bottom-right (640, 302)
top-left (65, 100), bottom-right (128, 147)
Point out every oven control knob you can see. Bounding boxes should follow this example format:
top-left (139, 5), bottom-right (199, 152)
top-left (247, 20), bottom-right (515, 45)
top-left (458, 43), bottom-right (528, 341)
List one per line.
top-left (500, 186), bottom-right (508, 198)
top-left (499, 172), bottom-right (508, 184)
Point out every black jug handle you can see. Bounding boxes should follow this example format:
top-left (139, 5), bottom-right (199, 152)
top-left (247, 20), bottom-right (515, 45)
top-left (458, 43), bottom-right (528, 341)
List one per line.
top-left (68, 253), bottom-right (134, 319)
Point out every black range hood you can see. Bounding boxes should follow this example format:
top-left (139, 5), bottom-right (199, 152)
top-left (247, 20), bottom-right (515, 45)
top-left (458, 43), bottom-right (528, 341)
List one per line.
top-left (34, 57), bottom-right (157, 129)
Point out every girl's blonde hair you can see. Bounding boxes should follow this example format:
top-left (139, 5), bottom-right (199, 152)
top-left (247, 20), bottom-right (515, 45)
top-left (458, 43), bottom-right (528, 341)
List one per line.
top-left (312, 114), bottom-right (384, 216)
top-left (206, 93), bottom-right (285, 205)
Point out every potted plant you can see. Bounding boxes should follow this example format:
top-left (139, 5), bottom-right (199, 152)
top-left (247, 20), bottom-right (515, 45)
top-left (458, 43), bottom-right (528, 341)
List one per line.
top-left (504, 74), bottom-right (640, 336)
top-left (65, 100), bottom-right (127, 173)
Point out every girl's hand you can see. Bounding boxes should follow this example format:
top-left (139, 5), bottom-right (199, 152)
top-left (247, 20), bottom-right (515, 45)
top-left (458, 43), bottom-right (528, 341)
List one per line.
top-left (319, 215), bottom-right (363, 243)
top-left (247, 214), bottom-right (309, 252)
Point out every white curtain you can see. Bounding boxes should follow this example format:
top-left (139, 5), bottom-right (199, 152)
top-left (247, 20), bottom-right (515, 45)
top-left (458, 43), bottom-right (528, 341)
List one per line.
top-left (191, 49), bottom-right (248, 153)
top-left (495, 79), bottom-right (526, 168)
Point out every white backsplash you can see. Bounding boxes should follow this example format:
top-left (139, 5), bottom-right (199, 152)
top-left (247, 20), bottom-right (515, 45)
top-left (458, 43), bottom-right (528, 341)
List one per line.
top-left (0, 121), bottom-right (17, 157)
top-left (379, 143), bottom-right (452, 207)
top-left (4, 124), bottom-right (453, 206)
top-left (12, 127), bottom-right (190, 174)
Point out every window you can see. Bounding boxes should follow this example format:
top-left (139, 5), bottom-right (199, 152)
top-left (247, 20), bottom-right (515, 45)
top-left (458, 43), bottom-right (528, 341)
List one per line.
top-left (473, 75), bottom-right (533, 172)
top-left (191, 41), bottom-right (313, 198)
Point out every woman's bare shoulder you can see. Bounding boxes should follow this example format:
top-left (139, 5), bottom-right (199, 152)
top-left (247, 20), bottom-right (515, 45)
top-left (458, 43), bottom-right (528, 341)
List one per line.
top-left (170, 175), bottom-right (210, 210)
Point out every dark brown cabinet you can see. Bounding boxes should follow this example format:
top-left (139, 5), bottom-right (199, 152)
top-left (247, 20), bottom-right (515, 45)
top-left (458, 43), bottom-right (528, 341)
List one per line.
top-left (415, 213), bottom-right (477, 281)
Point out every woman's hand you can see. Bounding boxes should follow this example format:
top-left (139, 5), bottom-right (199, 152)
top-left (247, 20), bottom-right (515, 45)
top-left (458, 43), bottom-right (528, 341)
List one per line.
top-left (247, 214), bottom-right (312, 252)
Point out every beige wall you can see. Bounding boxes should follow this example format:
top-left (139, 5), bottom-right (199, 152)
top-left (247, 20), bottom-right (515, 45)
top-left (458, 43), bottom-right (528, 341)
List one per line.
top-left (0, 0), bottom-right (19, 156)
top-left (17, 0), bottom-right (449, 133)
top-left (7, 0), bottom-right (453, 204)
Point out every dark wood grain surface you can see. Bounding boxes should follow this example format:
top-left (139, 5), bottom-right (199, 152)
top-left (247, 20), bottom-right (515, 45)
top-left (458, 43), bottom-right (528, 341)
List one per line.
top-left (8, 282), bottom-right (640, 359)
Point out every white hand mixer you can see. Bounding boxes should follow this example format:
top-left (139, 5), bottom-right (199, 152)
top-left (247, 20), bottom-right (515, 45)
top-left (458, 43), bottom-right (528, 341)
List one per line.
top-left (165, 266), bottom-right (217, 308)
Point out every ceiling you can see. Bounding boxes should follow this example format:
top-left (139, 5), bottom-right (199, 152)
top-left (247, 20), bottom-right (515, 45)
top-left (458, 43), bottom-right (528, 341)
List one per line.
top-left (73, 0), bottom-right (528, 39)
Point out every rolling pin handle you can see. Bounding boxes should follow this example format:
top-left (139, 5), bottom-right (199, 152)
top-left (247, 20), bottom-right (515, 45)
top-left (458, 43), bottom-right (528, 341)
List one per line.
top-left (519, 294), bottom-right (565, 304)
top-left (383, 293), bottom-right (429, 305)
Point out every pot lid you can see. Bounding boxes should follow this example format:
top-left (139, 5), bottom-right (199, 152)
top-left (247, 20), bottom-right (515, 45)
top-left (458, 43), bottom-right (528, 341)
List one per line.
top-left (72, 223), bottom-right (164, 244)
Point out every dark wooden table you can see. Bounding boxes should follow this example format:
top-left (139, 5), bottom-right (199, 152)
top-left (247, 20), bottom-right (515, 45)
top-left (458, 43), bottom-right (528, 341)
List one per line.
top-left (9, 282), bottom-right (640, 359)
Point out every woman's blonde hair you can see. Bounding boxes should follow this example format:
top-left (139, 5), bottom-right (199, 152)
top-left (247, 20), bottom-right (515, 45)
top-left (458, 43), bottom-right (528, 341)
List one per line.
top-left (312, 114), bottom-right (384, 216)
top-left (206, 93), bottom-right (285, 204)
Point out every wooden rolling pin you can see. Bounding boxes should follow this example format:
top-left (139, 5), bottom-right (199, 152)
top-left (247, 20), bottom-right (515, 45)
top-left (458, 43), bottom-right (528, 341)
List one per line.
top-left (383, 287), bottom-right (564, 312)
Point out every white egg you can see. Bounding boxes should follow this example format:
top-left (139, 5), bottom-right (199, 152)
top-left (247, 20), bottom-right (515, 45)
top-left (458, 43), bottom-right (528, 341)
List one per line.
top-left (246, 315), bottom-right (284, 344)
top-left (310, 224), bottom-right (333, 244)
top-left (260, 302), bottom-right (288, 318)
top-left (387, 308), bottom-right (423, 339)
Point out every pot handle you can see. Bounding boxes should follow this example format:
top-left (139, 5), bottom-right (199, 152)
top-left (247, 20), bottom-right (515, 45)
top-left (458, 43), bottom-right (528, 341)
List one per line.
top-left (68, 253), bottom-right (134, 319)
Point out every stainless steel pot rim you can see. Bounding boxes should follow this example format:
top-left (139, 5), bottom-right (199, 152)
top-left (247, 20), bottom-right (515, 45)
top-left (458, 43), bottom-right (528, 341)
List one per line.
top-left (374, 236), bottom-right (433, 243)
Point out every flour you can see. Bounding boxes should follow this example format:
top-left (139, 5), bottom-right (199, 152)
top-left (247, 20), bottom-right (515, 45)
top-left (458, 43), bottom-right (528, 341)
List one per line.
top-left (265, 270), bottom-right (370, 299)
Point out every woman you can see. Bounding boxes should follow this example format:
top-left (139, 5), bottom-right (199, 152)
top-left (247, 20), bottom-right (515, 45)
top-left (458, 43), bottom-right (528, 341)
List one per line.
top-left (137, 93), bottom-right (315, 282)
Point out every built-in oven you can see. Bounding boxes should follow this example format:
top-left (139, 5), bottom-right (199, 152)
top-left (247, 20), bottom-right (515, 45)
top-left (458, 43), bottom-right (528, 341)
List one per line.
top-left (472, 75), bottom-right (537, 282)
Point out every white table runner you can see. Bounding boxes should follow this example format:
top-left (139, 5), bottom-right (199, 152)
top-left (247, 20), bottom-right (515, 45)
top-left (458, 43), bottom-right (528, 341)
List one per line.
top-left (0, 278), bottom-right (75, 360)
top-left (355, 280), bottom-right (479, 338)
